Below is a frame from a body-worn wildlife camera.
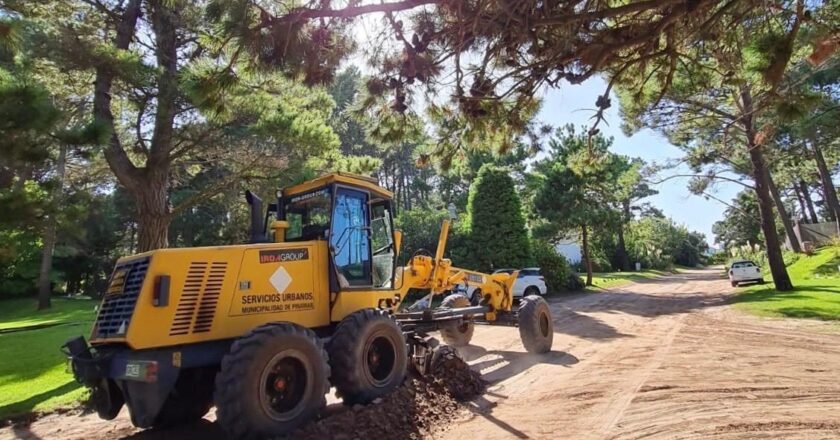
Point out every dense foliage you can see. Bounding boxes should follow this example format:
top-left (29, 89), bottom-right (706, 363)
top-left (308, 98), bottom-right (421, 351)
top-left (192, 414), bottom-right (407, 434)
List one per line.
top-left (625, 218), bottom-right (708, 269)
top-left (461, 165), bottom-right (531, 273)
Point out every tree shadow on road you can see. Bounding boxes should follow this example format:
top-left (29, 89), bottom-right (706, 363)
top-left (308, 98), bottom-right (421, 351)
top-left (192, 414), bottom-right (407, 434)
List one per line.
top-left (452, 349), bottom-right (581, 439)
top-left (549, 307), bottom-right (634, 340)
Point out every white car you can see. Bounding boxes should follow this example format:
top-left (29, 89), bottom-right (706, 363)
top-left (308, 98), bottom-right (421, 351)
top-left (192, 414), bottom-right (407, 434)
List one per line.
top-left (462, 267), bottom-right (548, 303)
top-left (728, 260), bottom-right (764, 287)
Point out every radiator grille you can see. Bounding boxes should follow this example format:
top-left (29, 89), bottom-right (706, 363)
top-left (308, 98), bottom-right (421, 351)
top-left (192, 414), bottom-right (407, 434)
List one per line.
top-left (169, 261), bottom-right (227, 336)
top-left (93, 257), bottom-right (150, 339)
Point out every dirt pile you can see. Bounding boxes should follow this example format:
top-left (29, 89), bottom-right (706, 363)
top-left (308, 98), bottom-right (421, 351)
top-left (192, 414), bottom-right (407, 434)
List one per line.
top-left (429, 346), bottom-right (486, 400)
top-left (288, 350), bottom-right (486, 440)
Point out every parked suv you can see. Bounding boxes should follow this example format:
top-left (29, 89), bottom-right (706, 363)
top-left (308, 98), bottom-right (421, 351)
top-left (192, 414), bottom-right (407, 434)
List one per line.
top-left (460, 267), bottom-right (548, 303)
top-left (728, 260), bottom-right (764, 287)
top-left (497, 267), bottom-right (548, 297)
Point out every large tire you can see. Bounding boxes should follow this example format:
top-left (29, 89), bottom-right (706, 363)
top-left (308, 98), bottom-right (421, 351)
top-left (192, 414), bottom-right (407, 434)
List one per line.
top-left (440, 294), bottom-right (475, 347)
top-left (524, 286), bottom-right (541, 297)
top-left (327, 309), bottom-right (407, 405)
top-left (214, 323), bottom-right (330, 440)
top-left (152, 367), bottom-right (215, 428)
top-left (470, 288), bottom-right (482, 306)
top-left (518, 295), bottom-right (553, 354)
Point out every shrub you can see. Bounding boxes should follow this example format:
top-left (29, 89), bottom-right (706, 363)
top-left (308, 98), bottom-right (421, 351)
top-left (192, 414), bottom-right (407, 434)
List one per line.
top-left (531, 239), bottom-right (586, 292)
top-left (531, 239), bottom-right (570, 293)
top-left (565, 272), bottom-right (586, 291)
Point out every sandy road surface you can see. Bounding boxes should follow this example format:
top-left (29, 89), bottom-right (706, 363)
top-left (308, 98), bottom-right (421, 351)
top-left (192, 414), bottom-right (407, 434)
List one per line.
top-left (447, 268), bottom-right (840, 439)
top-left (4, 268), bottom-right (840, 439)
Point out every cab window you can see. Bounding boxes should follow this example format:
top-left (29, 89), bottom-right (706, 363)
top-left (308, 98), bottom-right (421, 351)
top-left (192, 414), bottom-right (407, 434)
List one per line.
top-left (285, 189), bottom-right (331, 241)
top-left (330, 188), bottom-right (371, 286)
top-left (370, 202), bottom-right (395, 288)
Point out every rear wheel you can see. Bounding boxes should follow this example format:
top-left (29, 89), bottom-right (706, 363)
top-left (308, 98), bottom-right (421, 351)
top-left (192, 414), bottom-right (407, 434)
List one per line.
top-left (470, 288), bottom-right (482, 305)
top-left (519, 295), bottom-right (553, 353)
top-left (440, 294), bottom-right (475, 347)
top-left (731, 281), bottom-right (738, 287)
top-left (152, 367), bottom-right (215, 428)
top-left (327, 309), bottom-right (407, 405)
top-left (214, 323), bottom-right (329, 440)
top-left (524, 286), bottom-right (540, 297)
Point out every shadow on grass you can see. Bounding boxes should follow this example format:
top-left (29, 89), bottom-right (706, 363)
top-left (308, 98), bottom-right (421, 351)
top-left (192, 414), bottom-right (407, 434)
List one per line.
top-left (733, 285), bottom-right (840, 303)
top-left (774, 307), bottom-right (840, 320)
top-left (813, 253), bottom-right (840, 278)
top-left (0, 322), bottom-right (88, 385)
top-left (0, 380), bottom-right (80, 418)
top-left (732, 284), bottom-right (840, 321)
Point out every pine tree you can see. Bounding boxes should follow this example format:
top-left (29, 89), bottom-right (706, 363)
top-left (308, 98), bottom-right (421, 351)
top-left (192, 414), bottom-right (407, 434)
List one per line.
top-left (463, 164), bottom-right (531, 273)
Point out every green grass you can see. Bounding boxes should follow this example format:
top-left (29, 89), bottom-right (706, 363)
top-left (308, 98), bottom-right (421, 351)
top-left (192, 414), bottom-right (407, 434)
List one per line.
top-left (587, 269), bottom-right (672, 290)
top-left (734, 246), bottom-right (840, 321)
top-left (0, 297), bottom-right (98, 419)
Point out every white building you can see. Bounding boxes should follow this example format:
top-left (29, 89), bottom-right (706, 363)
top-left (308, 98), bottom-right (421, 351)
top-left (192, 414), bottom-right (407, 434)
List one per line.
top-left (555, 239), bottom-right (582, 265)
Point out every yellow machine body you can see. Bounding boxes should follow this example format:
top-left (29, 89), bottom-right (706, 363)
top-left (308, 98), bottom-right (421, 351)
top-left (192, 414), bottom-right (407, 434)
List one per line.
top-left (90, 172), bottom-right (516, 350)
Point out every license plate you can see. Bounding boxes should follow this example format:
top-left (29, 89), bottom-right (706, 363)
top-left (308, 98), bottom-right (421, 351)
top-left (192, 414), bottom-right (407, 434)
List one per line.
top-left (123, 360), bottom-right (157, 382)
top-left (124, 362), bottom-right (144, 379)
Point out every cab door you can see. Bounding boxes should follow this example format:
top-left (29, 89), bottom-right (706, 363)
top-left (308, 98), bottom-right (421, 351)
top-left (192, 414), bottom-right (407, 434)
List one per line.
top-left (330, 187), bottom-right (372, 287)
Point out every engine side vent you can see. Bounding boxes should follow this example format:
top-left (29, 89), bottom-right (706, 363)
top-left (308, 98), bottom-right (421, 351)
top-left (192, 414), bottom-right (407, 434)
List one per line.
top-left (93, 257), bottom-right (151, 339)
top-left (192, 261), bottom-right (227, 333)
top-left (169, 261), bottom-right (227, 336)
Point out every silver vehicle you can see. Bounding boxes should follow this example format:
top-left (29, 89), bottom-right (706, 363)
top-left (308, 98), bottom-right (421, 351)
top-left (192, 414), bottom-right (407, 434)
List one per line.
top-left (728, 260), bottom-right (764, 287)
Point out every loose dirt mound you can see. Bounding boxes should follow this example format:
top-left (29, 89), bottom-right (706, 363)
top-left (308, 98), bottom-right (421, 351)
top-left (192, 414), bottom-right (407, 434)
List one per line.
top-left (288, 350), bottom-right (485, 440)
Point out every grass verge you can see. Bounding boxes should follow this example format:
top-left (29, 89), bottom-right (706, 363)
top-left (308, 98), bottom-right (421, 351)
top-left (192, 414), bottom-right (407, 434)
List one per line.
top-left (0, 297), bottom-right (98, 420)
top-left (734, 246), bottom-right (840, 321)
top-left (587, 269), bottom-right (672, 290)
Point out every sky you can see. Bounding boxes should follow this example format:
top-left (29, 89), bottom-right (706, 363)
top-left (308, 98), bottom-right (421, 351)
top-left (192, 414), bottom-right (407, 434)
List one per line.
top-left (535, 77), bottom-right (742, 245)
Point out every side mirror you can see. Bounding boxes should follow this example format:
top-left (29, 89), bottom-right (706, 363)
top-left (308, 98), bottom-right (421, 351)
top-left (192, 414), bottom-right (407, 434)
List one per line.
top-left (394, 230), bottom-right (403, 256)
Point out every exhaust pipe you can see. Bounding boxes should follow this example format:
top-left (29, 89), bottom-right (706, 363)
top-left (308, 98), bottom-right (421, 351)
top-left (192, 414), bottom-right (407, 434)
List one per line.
top-left (245, 190), bottom-right (265, 243)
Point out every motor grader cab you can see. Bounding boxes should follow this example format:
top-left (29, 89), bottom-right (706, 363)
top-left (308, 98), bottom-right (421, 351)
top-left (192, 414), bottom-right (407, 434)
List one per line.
top-left (63, 172), bottom-right (554, 440)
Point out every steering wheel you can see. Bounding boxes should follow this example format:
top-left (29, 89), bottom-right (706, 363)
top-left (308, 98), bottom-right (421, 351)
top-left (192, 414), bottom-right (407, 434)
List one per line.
top-left (412, 248), bottom-right (433, 258)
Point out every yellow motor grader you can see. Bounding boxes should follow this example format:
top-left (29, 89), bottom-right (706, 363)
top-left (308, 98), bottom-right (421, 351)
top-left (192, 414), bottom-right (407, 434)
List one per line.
top-left (64, 172), bottom-right (553, 439)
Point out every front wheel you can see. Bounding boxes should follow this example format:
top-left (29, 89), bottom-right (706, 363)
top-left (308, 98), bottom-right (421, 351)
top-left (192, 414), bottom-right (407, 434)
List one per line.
top-left (327, 309), bottom-right (407, 405)
top-left (731, 281), bottom-right (738, 287)
top-left (519, 295), bottom-right (553, 354)
top-left (214, 323), bottom-right (330, 440)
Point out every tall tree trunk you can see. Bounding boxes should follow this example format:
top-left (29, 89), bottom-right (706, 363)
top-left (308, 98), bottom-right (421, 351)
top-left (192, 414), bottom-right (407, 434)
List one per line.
top-left (766, 169), bottom-right (802, 253)
top-left (740, 88), bottom-right (792, 291)
top-left (134, 172), bottom-right (171, 252)
top-left (36, 144), bottom-right (68, 310)
top-left (615, 200), bottom-right (631, 271)
top-left (581, 224), bottom-right (593, 286)
top-left (798, 180), bottom-right (819, 223)
top-left (793, 185), bottom-right (808, 222)
top-left (811, 140), bottom-right (840, 231)
top-left (616, 226), bottom-right (630, 271)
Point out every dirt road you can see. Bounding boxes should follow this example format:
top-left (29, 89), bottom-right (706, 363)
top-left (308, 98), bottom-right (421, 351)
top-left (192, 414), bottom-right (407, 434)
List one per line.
top-left (4, 268), bottom-right (840, 439)
top-left (446, 268), bottom-right (840, 439)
